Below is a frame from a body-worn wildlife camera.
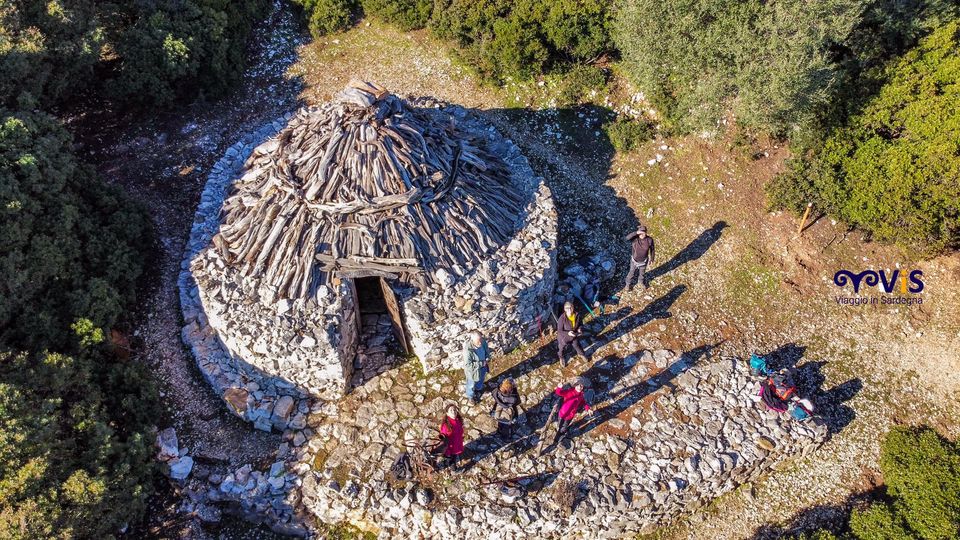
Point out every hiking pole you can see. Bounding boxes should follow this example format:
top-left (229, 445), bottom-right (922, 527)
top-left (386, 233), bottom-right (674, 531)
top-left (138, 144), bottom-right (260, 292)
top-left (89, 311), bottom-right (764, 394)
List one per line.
top-left (573, 292), bottom-right (597, 318)
top-left (536, 394), bottom-right (562, 455)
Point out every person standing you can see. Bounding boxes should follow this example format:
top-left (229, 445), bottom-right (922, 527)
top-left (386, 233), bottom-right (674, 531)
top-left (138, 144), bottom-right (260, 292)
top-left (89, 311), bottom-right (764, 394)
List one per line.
top-left (557, 301), bottom-right (588, 367)
top-left (490, 378), bottom-right (523, 438)
top-left (553, 380), bottom-right (590, 445)
top-left (462, 331), bottom-right (489, 403)
top-left (624, 225), bottom-right (655, 291)
top-left (438, 404), bottom-right (464, 470)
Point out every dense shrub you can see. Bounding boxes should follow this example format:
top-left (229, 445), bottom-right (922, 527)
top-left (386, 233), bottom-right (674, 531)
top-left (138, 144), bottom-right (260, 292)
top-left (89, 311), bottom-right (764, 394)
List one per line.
top-left (0, 0), bottom-right (270, 109)
top-left (603, 117), bottom-right (652, 153)
top-left (0, 108), bottom-right (158, 537)
top-left (0, 0), bottom-right (101, 109)
top-left (0, 346), bottom-right (159, 538)
top-left (111, 0), bottom-right (271, 105)
top-left (768, 21), bottom-right (960, 254)
top-left (430, 0), bottom-right (611, 80)
top-left (614, 0), bottom-right (865, 136)
top-left (0, 109), bottom-right (150, 349)
top-left (360, 0), bottom-right (431, 31)
top-left (295, 0), bottom-right (357, 37)
top-left (849, 426), bottom-right (960, 539)
top-left (555, 64), bottom-right (607, 106)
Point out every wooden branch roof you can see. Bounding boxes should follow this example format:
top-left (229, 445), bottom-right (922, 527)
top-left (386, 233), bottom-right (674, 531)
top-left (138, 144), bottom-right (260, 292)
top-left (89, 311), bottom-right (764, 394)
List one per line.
top-left (212, 81), bottom-right (528, 300)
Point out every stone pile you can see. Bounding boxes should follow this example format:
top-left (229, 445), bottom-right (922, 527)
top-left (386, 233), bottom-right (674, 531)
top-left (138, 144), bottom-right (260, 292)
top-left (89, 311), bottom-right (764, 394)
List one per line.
top-left (156, 427), bottom-right (194, 482)
top-left (179, 113), bottom-right (316, 432)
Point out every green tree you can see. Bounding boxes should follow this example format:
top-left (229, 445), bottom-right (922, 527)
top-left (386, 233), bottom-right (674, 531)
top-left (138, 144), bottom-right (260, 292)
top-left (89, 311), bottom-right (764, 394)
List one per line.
top-left (850, 426), bottom-right (960, 539)
top-left (0, 109), bottom-right (150, 349)
top-left (0, 346), bottom-right (159, 539)
top-left (360, 0), bottom-right (431, 31)
top-left (0, 108), bottom-right (159, 537)
top-left (111, 0), bottom-right (270, 105)
top-left (429, 0), bottom-right (610, 81)
top-left (294, 0), bottom-right (357, 37)
top-left (0, 0), bottom-right (102, 109)
top-left (769, 20), bottom-right (960, 254)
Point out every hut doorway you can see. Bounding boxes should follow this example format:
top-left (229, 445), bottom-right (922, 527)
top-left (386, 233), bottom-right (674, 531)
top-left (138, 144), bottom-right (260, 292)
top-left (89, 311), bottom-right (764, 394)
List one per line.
top-left (350, 276), bottom-right (410, 387)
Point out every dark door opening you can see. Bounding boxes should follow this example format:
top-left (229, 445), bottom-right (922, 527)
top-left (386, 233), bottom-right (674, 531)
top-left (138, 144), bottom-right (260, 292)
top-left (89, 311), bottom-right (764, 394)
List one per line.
top-left (350, 277), bottom-right (410, 388)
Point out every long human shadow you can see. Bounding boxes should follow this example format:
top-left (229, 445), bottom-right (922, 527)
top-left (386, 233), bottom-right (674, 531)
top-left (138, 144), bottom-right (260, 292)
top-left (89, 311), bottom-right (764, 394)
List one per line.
top-left (466, 342), bottom-right (717, 464)
top-left (558, 342), bottom-right (718, 447)
top-left (644, 221), bottom-right (728, 284)
top-left (584, 284), bottom-right (687, 354)
top-left (484, 284), bottom-right (687, 397)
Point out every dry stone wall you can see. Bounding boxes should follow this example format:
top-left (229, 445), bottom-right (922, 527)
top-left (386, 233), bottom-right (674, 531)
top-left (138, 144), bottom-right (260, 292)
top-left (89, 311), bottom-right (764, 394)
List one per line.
top-left (400, 104), bottom-right (558, 373)
top-left (181, 102), bottom-right (557, 424)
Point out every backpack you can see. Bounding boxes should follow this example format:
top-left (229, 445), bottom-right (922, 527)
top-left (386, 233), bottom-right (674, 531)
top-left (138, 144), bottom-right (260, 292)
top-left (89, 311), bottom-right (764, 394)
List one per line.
top-left (789, 399), bottom-right (814, 421)
top-left (388, 452), bottom-right (414, 481)
top-left (769, 372), bottom-right (796, 401)
top-left (749, 354), bottom-right (770, 377)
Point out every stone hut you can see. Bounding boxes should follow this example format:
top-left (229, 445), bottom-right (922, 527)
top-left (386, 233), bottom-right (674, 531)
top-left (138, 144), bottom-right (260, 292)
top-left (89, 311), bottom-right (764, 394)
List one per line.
top-left (188, 82), bottom-right (557, 400)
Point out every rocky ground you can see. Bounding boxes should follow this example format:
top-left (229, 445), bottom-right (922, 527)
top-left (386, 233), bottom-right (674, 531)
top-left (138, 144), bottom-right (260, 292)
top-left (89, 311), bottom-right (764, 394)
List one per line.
top-left (69, 2), bottom-right (960, 538)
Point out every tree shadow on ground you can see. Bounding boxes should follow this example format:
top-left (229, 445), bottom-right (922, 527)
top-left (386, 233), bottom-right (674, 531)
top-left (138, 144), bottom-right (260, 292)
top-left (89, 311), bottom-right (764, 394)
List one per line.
top-left (645, 221), bottom-right (728, 285)
top-left (750, 487), bottom-right (883, 539)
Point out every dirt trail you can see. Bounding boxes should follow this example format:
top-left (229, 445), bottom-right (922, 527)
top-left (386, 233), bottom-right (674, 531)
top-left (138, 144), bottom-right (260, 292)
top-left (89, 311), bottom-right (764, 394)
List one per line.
top-left (66, 2), bottom-right (305, 536)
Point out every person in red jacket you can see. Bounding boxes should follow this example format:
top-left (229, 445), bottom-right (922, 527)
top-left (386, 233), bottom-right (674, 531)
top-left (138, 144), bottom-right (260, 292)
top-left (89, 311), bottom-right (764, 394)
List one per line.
top-left (552, 380), bottom-right (590, 445)
top-left (438, 404), bottom-right (464, 470)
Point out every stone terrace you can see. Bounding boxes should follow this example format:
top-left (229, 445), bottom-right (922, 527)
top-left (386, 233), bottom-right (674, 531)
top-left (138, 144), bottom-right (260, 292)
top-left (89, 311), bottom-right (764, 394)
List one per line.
top-left (296, 339), bottom-right (828, 538)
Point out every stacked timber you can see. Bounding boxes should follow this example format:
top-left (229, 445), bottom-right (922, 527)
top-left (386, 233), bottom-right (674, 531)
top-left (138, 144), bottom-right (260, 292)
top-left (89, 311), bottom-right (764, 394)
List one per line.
top-left (213, 81), bottom-right (527, 300)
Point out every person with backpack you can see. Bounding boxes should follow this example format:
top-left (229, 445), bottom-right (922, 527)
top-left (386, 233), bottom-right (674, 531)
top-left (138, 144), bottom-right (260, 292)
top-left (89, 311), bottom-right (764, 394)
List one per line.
top-left (552, 380), bottom-right (590, 445)
top-left (557, 301), bottom-right (588, 367)
top-left (490, 378), bottom-right (523, 439)
top-left (624, 225), bottom-right (656, 292)
top-left (438, 404), bottom-right (464, 470)
top-left (462, 331), bottom-right (489, 403)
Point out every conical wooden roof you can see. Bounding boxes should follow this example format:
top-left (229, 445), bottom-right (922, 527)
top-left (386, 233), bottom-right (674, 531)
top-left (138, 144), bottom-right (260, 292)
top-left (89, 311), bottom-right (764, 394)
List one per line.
top-left (212, 81), bottom-right (528, 300)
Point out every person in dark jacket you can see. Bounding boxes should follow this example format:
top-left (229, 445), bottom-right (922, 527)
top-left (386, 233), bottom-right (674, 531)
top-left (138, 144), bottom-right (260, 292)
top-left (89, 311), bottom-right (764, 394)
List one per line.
top-left (557, 301), bottom-right (588, 367)
top-left (624, 225), bottom-right (655, 291)
top-left (490, 378), bottom-right (523, 438)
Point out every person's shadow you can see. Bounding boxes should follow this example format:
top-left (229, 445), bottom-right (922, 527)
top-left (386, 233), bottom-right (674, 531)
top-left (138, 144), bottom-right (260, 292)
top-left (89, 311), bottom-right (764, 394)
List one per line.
top-left (645, 221), bottom-right (728, 284)
top-left (559, 342), bottom-right (718, 448)
top-left (585, 284), bottom-right (686, 354)
top-left (758, 343), bottom-right (862, 434)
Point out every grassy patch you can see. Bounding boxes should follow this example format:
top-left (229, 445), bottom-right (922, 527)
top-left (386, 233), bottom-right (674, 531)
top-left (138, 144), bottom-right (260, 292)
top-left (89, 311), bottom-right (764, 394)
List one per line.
top-left (316, 522), bottom-right (377, 540)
